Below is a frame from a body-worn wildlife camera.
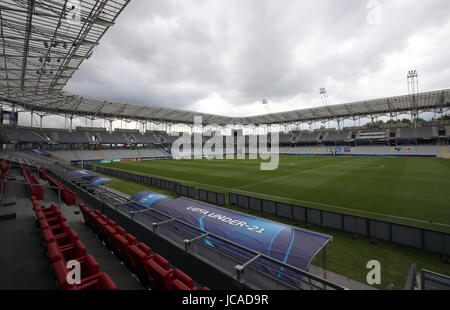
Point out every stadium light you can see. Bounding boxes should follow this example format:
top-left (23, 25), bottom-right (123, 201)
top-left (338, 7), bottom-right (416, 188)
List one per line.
top-left (407, 69), bottom-right (419, 98)
top-left (262, 99), bottom-right (271, 113)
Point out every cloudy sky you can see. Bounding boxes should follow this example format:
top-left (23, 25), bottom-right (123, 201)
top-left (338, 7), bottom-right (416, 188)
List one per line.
top-left (64, 0), bottom-right (450, 120)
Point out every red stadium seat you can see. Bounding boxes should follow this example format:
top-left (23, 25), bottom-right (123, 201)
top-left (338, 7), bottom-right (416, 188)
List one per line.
top-left (92, 214), bottom-right (108, 238)
top-left (109, 226), bottom-right (126, 248)
top-left (47, 241), bottom-right (64, 263)
top-left (47, 239), bottom-right (86, 263)
top-left (115, 226), bottom-right (126, 235)
top-left (106, 219), bottom-right (116, 228)
top-left (79, 203), bottom-right (91, 224)
top-left (169, 269), bottom-right (194, 290)
top-left (99, 219), bottom-right (116, 242)
top-left (34, 203), bottom-right (59, 216)
top-left (35, 199), bottom-right (117, 291)
top-left (39, 215), bottom-right (69, 233)
top-left (129, 242), bottom-right (153, 286)
top-left (42, 212), bottom-right (66, 227)
top-left (86, 209), bottom-right (100, 227)
top-left (53, 254), bottom-right (100, 290)
top-left (36, 208), bottom-right (62, 222)
top-left (55, 229), bottom-right (79, 249)
top-left (42, 226), bottom-right (77, 246)
top-left (146, 254), bottom-right (173, 289)
top-left (68, 273), bottom-right (118, 290)
top-left (112, 233), bottom-right (136, 268)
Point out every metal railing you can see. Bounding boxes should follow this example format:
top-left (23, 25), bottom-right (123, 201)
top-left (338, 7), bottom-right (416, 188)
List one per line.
top-left (404, 263), bottom-right (417, 290)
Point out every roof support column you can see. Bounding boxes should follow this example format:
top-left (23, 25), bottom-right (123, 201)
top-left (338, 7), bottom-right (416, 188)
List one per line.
top-left (139, 120), bottom-right (146, 134)
top-left (69, 115), bottom-right (73, 133)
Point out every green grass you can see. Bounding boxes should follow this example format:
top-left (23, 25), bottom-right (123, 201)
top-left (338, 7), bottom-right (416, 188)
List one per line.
top-left (95, 156), bottom-right (450, 290)
top-left (100, 156), bottom-right (450, 232)
top-left (106, 176), bottom-right (177, 198)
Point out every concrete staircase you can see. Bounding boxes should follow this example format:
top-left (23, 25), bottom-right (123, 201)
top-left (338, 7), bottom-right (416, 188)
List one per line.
top-left (94, 149), bottom-right (105, 160)
top-left (313, 146), bottom-right (322, 154)
top-left (440, 146), bottom-right (450, 159)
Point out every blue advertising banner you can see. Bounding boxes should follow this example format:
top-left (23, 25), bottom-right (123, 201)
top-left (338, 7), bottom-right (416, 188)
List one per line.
top-left (145, 196), bottom-right (331, 272)
top-left (89, 176), bottom-right (111, 186)
top-left (344, 147), bottom-right (351, 152)
top-left (70, 170), bottom-right (109, 187)
top-left (69, 170), bottom-right (97, 179)
top-left (29, 148), bottom-right (51, 156)
top-left (130, 191), bottom-right (169, 210)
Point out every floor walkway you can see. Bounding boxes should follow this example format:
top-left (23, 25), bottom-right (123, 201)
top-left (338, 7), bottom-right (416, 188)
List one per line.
top-left (0, 168), bottom-right (143, 290)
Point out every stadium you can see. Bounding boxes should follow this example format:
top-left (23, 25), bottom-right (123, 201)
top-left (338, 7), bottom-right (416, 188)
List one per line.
top-left (0, 0), bottom-right (449, 295)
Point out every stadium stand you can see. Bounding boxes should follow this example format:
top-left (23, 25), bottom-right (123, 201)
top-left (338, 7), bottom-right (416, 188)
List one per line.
top-left (78, 202), bottom-right (209, 290)
top-left (294, 131), bottom-right (320, 143)
top-left (356, 131), bottom-right (387, 141)
top-left (400, 127), bottom-right (434, 140)
top-left (133, 132), bottom-right (159, 144)
top-left (97, 132), bottom-right (130, 144)
top-left (98, 149), bottom-right (139, 159)
top-left (21, 165), bottom-right (44, 200)
top-left (0, 160), bottom-right (11, 193)
top-left (159, 132), bottom-right (179, 143)
top-left (35, 198), bottom-right (118, 290)
top-left (279, 132), bottom-right (295, 144)
top-left (323, 130), bottom-right (350, 142)
top-left (40, 169), bottom-right (77, 205)
top-left (1, 122), bottom-right (447, 159)
top-left (0, 127), bottom-right (47, 144)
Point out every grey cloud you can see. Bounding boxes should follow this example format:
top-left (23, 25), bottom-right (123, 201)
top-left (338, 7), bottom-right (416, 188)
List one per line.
top-left (66, 0), bottom-right (450, 117)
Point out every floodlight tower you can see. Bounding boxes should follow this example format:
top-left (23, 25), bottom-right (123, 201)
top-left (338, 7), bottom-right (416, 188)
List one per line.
top-left (407, 70), bottom-right (419, 127)
top-left (262, 99), bottom-right (271, 114)
top-left (320, 88), bottom-right (333, 129)
top-left (320, 88), bottom-right (330, 106)
top-left (407, 70), bottom-right (419, 95)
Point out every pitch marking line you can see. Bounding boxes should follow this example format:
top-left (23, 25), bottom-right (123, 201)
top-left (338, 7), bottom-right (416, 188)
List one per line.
top-left (236, 158), bottom-right (382, 190)
top-left (236, 160), bottom-right (343, 190)
top-left (104, 165), bottom-right (450, 229)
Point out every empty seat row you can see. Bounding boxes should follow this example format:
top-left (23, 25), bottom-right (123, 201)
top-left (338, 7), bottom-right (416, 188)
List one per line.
top-left (31, 195), bottom-right (118, 290)
top-left (21, 164), bottom-right (44, 200)
top-left (39, 168), bottom-right (77, 205)
top-left (0, 159), bottom-right (10, 172)
top-left (0, 160), bottom-right (11, 192)
top-left (78, 202), bottom-right (209, 290)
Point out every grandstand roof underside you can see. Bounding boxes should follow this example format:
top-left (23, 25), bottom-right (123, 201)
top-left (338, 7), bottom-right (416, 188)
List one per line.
top-left (0, 0), bottom-right (449, 126)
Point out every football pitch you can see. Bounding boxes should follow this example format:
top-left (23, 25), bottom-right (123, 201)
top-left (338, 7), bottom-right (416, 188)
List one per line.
top-left (100, 155), bottom-right (450, 232)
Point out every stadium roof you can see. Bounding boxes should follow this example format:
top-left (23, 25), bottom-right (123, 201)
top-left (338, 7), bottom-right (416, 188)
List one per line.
top-left (0, 1), bottom-right (449, 126)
